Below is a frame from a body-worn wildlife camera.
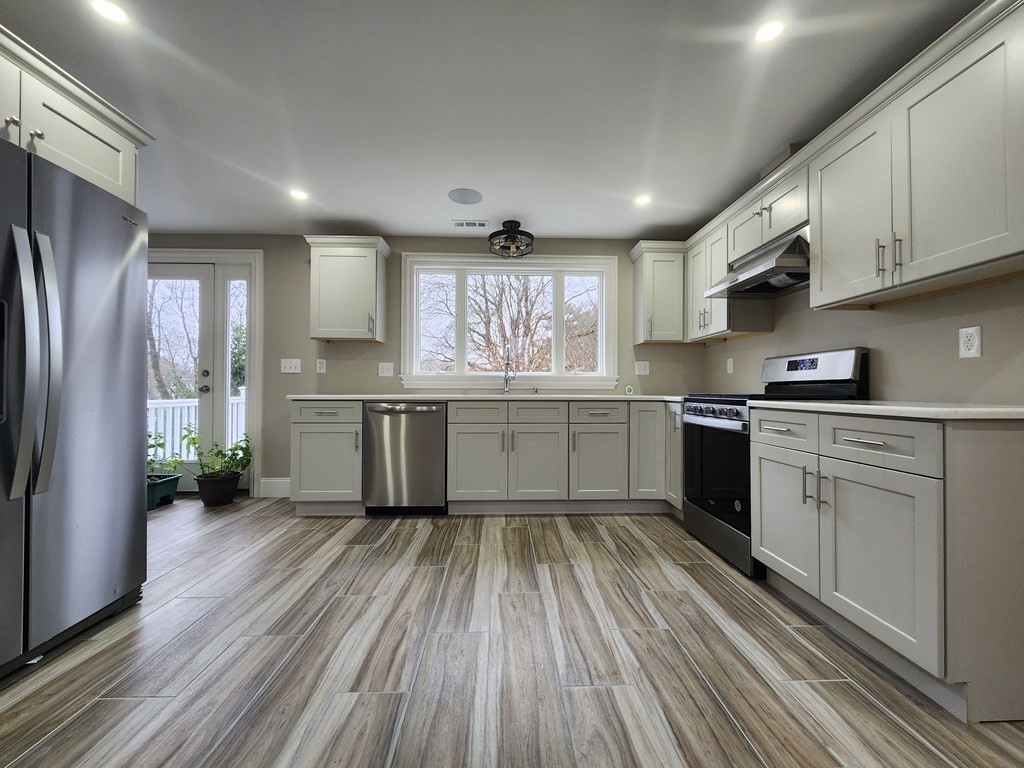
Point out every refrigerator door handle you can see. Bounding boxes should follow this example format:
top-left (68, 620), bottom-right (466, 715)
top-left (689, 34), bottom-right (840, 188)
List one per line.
top-left (8, 227), bottom-right (42, 500)
top-left (32, 232), bottom-right (63, 494)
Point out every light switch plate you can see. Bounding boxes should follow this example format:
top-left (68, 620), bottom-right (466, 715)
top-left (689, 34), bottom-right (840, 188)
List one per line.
top-left (316, 358), bottom-right (327, 374)
top-left (635, 360), bottom-right (650, 376)
top-left (379, 362), bottom-right (394, 377)
top-left (280, 358), bottom-right (301, 374)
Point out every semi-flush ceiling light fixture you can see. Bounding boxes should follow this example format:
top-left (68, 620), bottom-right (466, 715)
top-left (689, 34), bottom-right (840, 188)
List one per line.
top-left (755, 20), bottom-right (785, 42)
top-left (488, 220), bottom-right (534, 259)
top-left (91, 0), bottom-right (129, 24)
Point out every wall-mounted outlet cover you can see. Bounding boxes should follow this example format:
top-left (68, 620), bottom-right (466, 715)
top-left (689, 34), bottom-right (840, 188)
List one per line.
top-left (727, 357), bottom-right (734, 374)
top-left (635, 360), bottom-right (650, 376)
top-left (379, 362), bottom-right (395, 377)
top-left (280, 358), bottom-right (301, 374)
top-left (316, 358), bottom-right (327, 374)
top-left (959, 326), bottom-right (982, 358)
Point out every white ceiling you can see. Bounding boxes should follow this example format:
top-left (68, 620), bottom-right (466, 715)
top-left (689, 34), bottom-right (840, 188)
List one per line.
top-left (4, 0), bottom-right (984, 240)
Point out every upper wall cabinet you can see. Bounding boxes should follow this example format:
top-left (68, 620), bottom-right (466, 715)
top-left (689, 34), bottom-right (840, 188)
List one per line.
top-left (727, 167), bottom-right (808, 264)
top-left (306, 236), bottom-right (390, 341)
top-left (0, 27), bottom-right (151, 204)
top-left (687, 225), bottom-right (773, 342)
top-left (810, 10), bottom-right (1024, 307)
top-left (630, 240), bottom-right (685, 344)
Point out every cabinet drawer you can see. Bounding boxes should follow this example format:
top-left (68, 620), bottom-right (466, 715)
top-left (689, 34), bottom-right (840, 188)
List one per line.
top-left (820, 415), bottom-right (943, 478)
top-left (751, 410), bottom-right (819, 451)
top-left (508, 401), bottom-right (567, 423)
top-left (291, 401), bottom-right (362, 423)
top-left (569, 401), bottom-right (628, 423)
top-left (447, 401), bottom-right (509, 424)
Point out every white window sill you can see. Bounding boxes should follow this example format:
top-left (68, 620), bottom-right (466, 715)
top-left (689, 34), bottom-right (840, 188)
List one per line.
top-left (400, 374), bottom-right (619, 391)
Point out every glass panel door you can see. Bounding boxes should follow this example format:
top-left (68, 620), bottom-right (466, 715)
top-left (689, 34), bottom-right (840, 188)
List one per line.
top-left (146, 263), bottom-right (250, 490)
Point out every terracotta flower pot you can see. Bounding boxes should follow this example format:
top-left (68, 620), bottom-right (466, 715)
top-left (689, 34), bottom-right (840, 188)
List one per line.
top-left (195, 472), bottom-right (242, 507)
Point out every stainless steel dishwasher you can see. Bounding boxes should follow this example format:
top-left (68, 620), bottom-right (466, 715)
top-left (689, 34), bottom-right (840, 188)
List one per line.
top-left (363, 402), bottom-right (447, 511)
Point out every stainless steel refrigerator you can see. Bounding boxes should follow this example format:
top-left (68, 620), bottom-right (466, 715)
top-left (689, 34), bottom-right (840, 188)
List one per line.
top-left (0, 138), bottom-right (147, 676)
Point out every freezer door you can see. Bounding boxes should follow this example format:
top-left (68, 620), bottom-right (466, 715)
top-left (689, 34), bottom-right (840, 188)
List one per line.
top-left (26, 156), bottom-right (147, 648)
top-left (0, 139), bottom-right (29, 666)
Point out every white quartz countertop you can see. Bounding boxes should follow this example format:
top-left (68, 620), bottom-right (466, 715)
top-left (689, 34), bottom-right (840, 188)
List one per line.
top-left (748, 400), bottom-right (1024, 420)
top-left (288, 393), bottom-right (683, 403)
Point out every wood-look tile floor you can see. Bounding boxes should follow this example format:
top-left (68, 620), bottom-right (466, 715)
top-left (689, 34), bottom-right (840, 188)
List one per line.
top-left (2, 497), bottom-right (1023, 767)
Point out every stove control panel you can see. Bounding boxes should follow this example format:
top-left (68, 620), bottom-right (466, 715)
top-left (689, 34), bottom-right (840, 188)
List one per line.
top-left (683, 402), bottom-right (749, 422)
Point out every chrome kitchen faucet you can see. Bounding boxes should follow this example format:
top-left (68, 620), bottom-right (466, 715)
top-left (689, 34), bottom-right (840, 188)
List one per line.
top-left (503, 344), bottom-right (517, 395)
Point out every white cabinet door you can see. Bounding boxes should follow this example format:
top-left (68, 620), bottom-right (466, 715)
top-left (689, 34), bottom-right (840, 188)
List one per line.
top-left (629, 402), bottom-right (666, 499)
top-left (447, 424), bottom-right (507, 501)
top-left (727, 200), bottom-right (765, 264)
top-left (569, 424), bottom-right (628, 500)
top-left (508, 424), bottom-right (568, 501)
top-left (750, 443), bottom-right (820, 596)
top-left (290, 423), bottom-right (362, 502)
top-left (686, 239), bottom-right (707, 341)
top-left (891, 14), bottom-right (1024, 286)
top-left (632, 243), bottom-right (685, 343)
top-left (308, 237), bottom-right (388, 341)
top-left (20, 73), bottom-right (138, 204)
top-left (819, 456), bottom-right (944, 676)
top-left (704, 226), bottom-right (729, 336)
top-left (0, 57), bottom-right (19, 146)
top-left (763, 167), bottom-right (808, 241)
top-left (809, 110), bottom-right (893, 307)
top-left (665, 404), bottom-right (683, 510)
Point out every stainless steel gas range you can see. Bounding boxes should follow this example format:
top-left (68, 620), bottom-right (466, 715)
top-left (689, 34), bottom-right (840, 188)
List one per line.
top-left (682, 348), bottom-right (870, 577)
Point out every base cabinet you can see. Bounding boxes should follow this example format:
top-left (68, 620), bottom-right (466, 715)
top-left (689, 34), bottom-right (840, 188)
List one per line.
top-left (290, 423), bottom-right (362, 502)
top-left (569, 423), bottom-right (629, 500)
top-left (751, 409), bottom-right (944, 676)
top-left (508, 424), bottom-right (569, 500)
top-left (446, 424), bottom-right (508, 502)
top-left (629, 402), bottom-right (666, 499)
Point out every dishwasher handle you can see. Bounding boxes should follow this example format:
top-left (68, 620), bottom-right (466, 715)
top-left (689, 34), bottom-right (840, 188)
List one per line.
top-left (366, 403), bottom-right (444, 414)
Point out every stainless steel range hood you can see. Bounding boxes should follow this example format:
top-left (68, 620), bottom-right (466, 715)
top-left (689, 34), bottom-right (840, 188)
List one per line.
top-left (704, 227), bottom-right (810, 299)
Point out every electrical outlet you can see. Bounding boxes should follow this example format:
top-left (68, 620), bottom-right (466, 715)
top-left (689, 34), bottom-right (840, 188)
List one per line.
top-left (635, 361), bottom-right (650, 376)
top-left (726, 357), bottom-right (734, 374)
top-left (316, 358), bottom-right (326, 374)
top-left (280, 358), bottom-right (301, 374)
top-left (959, 326), bottom-right (982, 358)
top-left (378, 362), bottom-right (394, 377)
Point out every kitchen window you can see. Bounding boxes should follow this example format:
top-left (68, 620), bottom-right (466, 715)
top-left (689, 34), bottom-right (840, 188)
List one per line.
top-left (401, 253), bottom-right (618, 389)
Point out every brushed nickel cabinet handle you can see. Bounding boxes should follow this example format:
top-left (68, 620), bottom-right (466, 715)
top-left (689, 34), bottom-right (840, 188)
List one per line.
top-left (511, 430), bottom-right (515, 453)
top-left (354, 430), bottom-right (359, 452)
top-left (314, 410), bottom-right (338, 416)
top-left (587, 410), bottom-right (611, 416)
top-left (4, 115), bottom-right (20, 127)
top-left (841, 436), bottom-right (886, 447)
top-left (875, 238), bottom-right (885, 275)
top-left (29, 129), bottom-right (44, 140)
top-left (801, 467), bottom-right (813, 506)
top-left (892, 233), bottom-right (903, 284)
top-left (501, 430), bottom-right (506, 453)
top-left (762, 425), bottom-right (790, 433)
top-left (648, 316), bottom-right (653, 339)
top-left (572, 430), bottom-right (577, 453)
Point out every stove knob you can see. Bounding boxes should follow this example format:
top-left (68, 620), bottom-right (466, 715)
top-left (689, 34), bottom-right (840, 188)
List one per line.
top-left (693, 406), bottom-right (704, 415)
top-left (728, 407), bottom-right (739, 418)
top-left (718, 407), bottom-right (728, 417)
top-left (684, 405), bottom-right (693, 414)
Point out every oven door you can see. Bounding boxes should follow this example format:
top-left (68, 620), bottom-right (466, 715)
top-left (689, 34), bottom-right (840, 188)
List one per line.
top-left (683, 415), bottom-right (751, 535)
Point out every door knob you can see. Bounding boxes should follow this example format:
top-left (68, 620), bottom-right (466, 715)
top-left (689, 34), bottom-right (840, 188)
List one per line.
top-left (198, 385), bottom-right (211, 393)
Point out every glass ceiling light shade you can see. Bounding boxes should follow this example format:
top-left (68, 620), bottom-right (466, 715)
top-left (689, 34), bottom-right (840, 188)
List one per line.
top-left (488, 220), bottom-right (534, 259)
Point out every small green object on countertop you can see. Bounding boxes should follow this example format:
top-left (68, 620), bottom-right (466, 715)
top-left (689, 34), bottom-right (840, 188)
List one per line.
top-left (625, 385), bottom-right (634, 396)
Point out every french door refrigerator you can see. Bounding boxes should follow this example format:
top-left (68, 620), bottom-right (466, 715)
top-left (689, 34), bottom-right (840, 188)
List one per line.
top-left (0, 138), bottom-right (147, 676)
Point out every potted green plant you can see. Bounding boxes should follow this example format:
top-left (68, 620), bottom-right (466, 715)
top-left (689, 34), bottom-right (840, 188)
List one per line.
top-left (146, 431), bottom-right (182, 511)
top-left (177, 425), bottom-right (252, 507)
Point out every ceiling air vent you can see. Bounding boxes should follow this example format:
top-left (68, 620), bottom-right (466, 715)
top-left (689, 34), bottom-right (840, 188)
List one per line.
top-left (451, 219), bottom-right (489, 230)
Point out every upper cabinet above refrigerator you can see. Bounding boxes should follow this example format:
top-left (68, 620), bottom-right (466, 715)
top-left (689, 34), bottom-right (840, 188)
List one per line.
top-left (0, 25), bottom-right (153, 204)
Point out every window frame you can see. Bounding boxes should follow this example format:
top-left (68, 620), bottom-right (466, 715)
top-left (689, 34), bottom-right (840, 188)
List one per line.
top-left (401, 252), bottom-right (618, 390)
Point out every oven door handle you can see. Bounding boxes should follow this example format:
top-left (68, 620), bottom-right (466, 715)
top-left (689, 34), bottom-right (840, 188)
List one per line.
top-left (682, 413), bottom-right (749, 433)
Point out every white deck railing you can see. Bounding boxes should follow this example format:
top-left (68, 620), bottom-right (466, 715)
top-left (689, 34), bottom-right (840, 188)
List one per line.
top-left (147, 392), bottom-right (246, 460)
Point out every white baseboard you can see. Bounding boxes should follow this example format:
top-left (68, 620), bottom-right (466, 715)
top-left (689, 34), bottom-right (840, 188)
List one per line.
top-left (259, 477), bottom-right (291, 498)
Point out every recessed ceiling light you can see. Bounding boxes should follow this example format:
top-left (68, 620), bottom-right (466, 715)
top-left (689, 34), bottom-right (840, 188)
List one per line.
top-left (635, 194), bottom-right (652, 207)
top-left (755, 20), bottom-right (785, 43)
top-left (448, 187), bottom-right (483, 205)
top-left (289, 189), bottom-right (309, 201)
top-left (91, 0), bottom-right (129, 24)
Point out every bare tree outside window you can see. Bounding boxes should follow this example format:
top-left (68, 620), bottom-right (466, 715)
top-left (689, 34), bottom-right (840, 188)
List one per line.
top-left (418, 272), bottom-right (456, 372)
top-left (467, 274), bottom-right (552, 373)
top-left (565, 275), bottom-right (600, 373)
top-left (147, 279), bottom-right (200, 399)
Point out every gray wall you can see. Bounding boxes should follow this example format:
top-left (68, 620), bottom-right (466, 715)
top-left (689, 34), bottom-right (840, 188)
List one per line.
top-left (150, 233), bottom-right (706, 478)
top-left (704, 278), bottom-right (1024, 403)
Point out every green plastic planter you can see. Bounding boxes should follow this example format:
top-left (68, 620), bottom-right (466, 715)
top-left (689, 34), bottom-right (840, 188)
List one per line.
top-left (146, 474), bottom-right (182, 511)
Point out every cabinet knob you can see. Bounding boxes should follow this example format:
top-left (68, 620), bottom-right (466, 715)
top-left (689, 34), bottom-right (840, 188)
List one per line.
top-left (4, 115), bottom-right (20, 127)
top-left (29, 129), bottom-right (45, 140)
